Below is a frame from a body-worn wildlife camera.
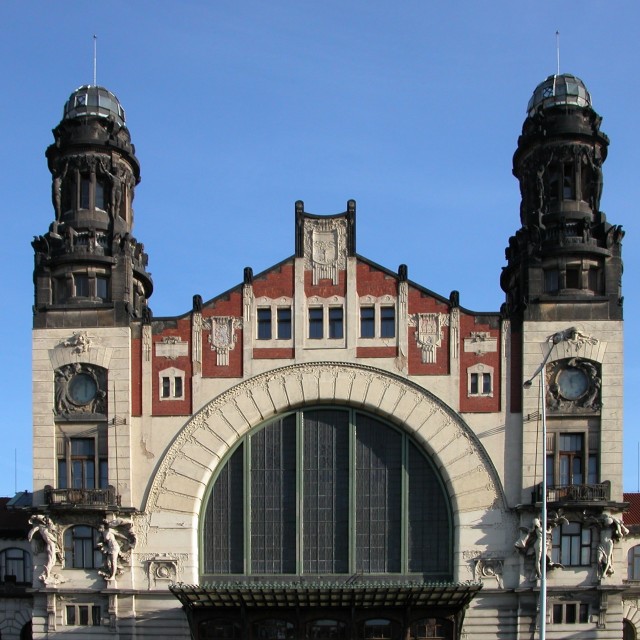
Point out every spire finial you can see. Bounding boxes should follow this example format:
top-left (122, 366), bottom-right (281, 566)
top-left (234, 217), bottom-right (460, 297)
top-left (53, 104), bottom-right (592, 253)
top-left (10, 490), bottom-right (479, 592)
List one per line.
top-left (555, 30), bottom-right (560, 76)
top-left (93, 35), bottom-right (97, 86)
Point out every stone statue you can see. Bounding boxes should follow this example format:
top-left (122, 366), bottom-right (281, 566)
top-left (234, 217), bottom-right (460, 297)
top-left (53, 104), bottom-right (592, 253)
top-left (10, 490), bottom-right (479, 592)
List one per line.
top-left (51, 161), bottom-right (68, 222)
top-left (98, 518), bottom-right (136, 582)
top-left (99, 159), bottom-right (124, 217)
top-left (515, 512), bottom-right (567, 581)
top-left (28, 515), bottom-right (62, 584)
top-left (585, 513), bottom-right (629, 579)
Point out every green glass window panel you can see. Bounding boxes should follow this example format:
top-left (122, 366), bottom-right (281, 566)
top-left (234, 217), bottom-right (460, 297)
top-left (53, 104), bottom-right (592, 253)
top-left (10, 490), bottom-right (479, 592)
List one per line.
top-left (203, 444), bottom-right (244, 573)
top-left (407, 442), bottom-right (450, 573)
top-left (302, 409), bottom-right (349, 573)
top-left (250, 415), bottom-right (296, 573)
top-left (355, 414), bottom-right (401, 573)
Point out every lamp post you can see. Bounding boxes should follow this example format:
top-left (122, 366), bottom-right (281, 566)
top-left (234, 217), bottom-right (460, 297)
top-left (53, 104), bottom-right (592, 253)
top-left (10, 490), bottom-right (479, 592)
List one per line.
top-left (523, 329), bottom-right (573, 640)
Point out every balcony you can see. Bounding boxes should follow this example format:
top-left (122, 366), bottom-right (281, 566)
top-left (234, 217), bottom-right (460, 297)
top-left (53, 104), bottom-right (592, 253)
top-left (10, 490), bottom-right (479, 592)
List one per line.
top-left (534, 481), bottom-right (611, 504)
top-left (44, 485), bottom-right (121, 508)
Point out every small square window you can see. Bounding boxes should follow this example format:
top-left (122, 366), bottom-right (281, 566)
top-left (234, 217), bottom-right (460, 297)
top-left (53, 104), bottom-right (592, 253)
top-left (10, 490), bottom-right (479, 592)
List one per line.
top-left (360, 307), bottom-right (375, 338)
top-left (380, 306), bottom-right (395, 338)
top-left (257, 308), bottom-right (272, 340)
top-left (277, 308), bottom-right (292, 340)
top-left (309, 308), bottom-right (323, 339)
top-left (329, 307), bottom-right (343, 339)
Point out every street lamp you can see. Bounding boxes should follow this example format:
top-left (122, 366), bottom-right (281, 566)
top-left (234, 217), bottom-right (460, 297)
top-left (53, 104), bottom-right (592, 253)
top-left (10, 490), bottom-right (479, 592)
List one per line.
top-left (523, 328), bottom-right (575, 640)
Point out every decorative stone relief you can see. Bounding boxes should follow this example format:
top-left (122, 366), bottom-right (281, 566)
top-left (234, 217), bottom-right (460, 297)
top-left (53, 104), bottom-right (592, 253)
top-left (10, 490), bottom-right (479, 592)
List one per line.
top-left (243, 284), bottom-right (253, 323)
top-left (303, 217), bottom-right (347, 285)
top-left (28, 515), bottom-right (63, 585)
top-left (205, 317), bottom-right (242, 366)
top-left (155, 336), bottom-right (189, 359)
top-left (54, 363), bottom-right (107, 417)
top-left (450, 308), bottom-right (460, 360)
top-left (471, 555), bottom-right (504, 588)
top-left (59, 331), bottom-right (92, 354)
top-left (192, 313), bottom-right (202, 374)
top-left (139, 553), bottom-right (189, 589)
top-left (409, 313), bottom-right (450, 364)
top-left (142, 324), bottom-right (152, 362)
top-left (464, 331), bottom-right (497, 355)
top-left (98, 518), bottom-right (137, 582)
top-left (546, 357), bottom-right (601, 413)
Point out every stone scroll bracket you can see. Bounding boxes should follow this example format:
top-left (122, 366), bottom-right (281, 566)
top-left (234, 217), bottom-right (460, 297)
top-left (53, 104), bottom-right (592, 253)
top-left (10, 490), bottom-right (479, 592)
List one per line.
top-left (144, 362), bottom-right (506, 524)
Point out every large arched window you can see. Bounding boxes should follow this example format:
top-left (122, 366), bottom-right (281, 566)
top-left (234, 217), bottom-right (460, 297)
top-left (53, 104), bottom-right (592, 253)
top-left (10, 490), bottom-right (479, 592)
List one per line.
top-left (0, 547), bottom-right (32, 584)
top-left (201, 408), bottom-right (451, 577)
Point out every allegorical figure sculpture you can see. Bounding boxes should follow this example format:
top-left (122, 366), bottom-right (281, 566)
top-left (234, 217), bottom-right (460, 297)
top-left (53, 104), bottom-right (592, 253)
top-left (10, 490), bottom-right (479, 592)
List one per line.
top-left (585, 513), bottom-right (629, 579)
top-left (515, 512), bottom-right (567, 581)
top-left (27, 515), bottom-right (62, 584)
top-left (98, 518), bottom-right (136, 582)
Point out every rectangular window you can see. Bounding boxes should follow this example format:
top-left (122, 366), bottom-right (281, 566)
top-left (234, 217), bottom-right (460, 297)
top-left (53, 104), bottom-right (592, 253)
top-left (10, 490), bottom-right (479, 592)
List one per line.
top-left (257, 308), bottom-right (272, 340)
top-left (329, 307), bottom-right (343, 339)
top-left (552, 522), bottom-right (591, 566)
top-left (552, 602), bottom-right (588, 624)
top-left (360, 307), bottom-right (375, 338)
top-left (174, 377), bottom-right (183, 398)
top-left (71, 438), bottom-right (95, 489)
top-left (380, 306), bottom-right (395, 338)
top-left (588, 267), bottom-right (599, 293)
top-left (470, 373), bottom-right (479, 395)
top-left (95, 180), bottom-right (106, 210)
top-left (482, 373), bottom-right (491, 394)
top-left (74, 274), bottom-right (90, 297)
top-left (66, 604), bottom-right (101, 626)
top-left (545, 269), bottom-right (559, 293)
top-left (309, 308), bottom-right (323, 339)
top-left (96, 276), bottom-right (109, 301)
top-left (79, 176), bottom-right (91, 209)
top-left (566, 266), bottom-right (580, 289)
top-left (162, 377), bottom-right (171, 398)
top-left (559, 434), bottom-right (583, 486)
top-left (277, 307), bottom-right (292, 340)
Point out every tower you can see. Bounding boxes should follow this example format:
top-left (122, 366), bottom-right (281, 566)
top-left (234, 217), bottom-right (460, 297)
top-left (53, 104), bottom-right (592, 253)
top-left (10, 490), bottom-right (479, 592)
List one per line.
top-left (506, 74), bottom-right (627, 634)
top-left (29, 86), bottom-right (150, 635)
top-left (33, 85), bottom-right (152, 327)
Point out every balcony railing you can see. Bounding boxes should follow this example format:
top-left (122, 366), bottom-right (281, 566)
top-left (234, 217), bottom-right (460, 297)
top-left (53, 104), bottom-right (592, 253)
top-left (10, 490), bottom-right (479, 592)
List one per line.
top-left (534, 481), bottom-right (611, 503)
top-left (44, 485), bottom-right (121, 508)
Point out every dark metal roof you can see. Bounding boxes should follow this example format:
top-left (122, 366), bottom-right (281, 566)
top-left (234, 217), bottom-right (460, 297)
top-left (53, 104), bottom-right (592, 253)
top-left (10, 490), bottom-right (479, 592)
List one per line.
top-left (170, 581), bottom-right (482, 610)
top-left (63, 85), bottom-right (126, 127)
top-left (527, 74), bottom-right (591, 116)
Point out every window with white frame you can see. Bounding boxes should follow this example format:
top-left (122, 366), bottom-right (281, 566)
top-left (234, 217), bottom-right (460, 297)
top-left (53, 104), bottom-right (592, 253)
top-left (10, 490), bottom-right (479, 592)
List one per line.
top-left (66, 604), bottom-right (101, 626)
top-left (467, 364), bottom-right (494, 397)
top-left (159, 367), bottom-right (185, 400)
top-left (358, 298), bottom-right (397, 341)
top-left (57, 429), bottom-right (108, 490)
top-left (253, 299), bottom-right (294, 345)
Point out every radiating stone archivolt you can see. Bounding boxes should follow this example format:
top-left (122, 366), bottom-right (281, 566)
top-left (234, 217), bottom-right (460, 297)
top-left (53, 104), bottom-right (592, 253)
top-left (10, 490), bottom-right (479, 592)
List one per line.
top-left (144, 362), bottom-right (506, 517)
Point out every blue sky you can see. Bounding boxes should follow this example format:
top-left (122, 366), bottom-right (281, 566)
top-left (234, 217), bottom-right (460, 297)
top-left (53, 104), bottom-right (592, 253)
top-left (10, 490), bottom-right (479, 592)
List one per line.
top-left (1, 1), bottom-right (639, 495)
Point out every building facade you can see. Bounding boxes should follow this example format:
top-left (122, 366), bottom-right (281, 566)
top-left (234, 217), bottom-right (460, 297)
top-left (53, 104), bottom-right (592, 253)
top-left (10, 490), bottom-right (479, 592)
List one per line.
top-left (23, 74), bottom-right (632, 639)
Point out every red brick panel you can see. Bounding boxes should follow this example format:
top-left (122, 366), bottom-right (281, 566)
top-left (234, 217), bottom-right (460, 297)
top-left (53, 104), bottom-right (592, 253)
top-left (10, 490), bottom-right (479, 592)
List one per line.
top-left (355, 262), bottom-right (397, 297)
top-left (356, 346), bottom-right (398, 359)
top-left (407, 289), bottom-right (450, 376)
top-left (253, 262), bottom-right (295, 299)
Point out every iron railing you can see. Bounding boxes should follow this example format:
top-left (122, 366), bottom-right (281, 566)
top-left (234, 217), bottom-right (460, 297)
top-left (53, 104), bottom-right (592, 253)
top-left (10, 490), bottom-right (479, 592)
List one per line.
top-left (44, 485), bottom-right (121, 507)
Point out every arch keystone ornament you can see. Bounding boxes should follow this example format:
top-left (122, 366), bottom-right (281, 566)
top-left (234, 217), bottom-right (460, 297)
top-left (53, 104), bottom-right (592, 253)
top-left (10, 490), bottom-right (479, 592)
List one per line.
top-left (145, 362), bottom-right (505, 519)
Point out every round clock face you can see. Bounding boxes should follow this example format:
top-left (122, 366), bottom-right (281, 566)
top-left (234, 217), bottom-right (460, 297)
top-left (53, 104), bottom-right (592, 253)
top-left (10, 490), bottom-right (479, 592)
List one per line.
top-left (556, 366), bottom-right (589, 400)
top-left (68, 373), bottom-right (97, 406)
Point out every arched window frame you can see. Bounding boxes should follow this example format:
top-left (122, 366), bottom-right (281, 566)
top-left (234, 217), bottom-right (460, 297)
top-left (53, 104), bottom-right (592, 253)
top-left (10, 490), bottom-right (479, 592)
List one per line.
top-left (200, 406), bottom-right (452, 578)
top-left (0, 547), bottom-right (32, 584)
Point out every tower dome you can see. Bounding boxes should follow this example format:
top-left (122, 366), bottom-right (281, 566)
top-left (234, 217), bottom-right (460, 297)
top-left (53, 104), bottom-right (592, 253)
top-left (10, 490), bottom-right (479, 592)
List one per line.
top-left (526, 73), bottom-right (592, 116)
top-left (63, 85), bottom-right (126, 128)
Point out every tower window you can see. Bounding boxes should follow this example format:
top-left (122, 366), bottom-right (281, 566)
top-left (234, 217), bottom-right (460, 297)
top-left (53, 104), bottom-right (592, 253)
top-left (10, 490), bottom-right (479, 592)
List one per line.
top-left (545, 269), bottom-right (559, 293)
top-left (79, 175), bottom-right (91, 209)
top-left (96, 276), bottom-right (109, 301)
top-left (95, 179), bottom-right (107, 210)
top-left (74, 274), bottom-right (90, 297)
top-left (565, 266), bottom-right (580, 289)
top-left (563, 162), bottom-right (576, 200)
top-left (64, 526), bottom-right (101, 569)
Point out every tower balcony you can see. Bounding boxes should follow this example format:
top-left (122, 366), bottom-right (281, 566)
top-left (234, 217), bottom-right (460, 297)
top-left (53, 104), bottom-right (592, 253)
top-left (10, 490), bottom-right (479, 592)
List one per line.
top-left (44, 484), bottom-right (121, 508)
top-left (534, 481), bottom-right (611, 505)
